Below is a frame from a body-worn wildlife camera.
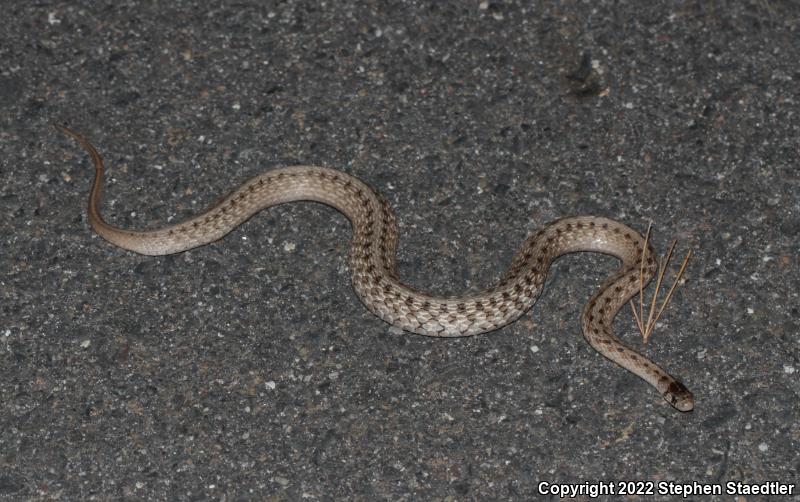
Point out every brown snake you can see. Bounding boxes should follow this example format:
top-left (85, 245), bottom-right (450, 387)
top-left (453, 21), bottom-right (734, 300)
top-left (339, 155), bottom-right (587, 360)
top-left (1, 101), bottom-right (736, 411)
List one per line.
top-left (56, 124), bottom-right (693, 412)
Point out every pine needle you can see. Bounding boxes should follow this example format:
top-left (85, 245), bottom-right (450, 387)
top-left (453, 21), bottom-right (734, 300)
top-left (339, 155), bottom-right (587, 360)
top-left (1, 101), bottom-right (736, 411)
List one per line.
top-left (629, 228), bottom-right (692, 344)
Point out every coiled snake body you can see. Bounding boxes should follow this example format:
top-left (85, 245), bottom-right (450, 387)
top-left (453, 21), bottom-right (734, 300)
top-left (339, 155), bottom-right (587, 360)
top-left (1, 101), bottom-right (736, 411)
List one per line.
top-left (56, 124), bottom-right (693, 412)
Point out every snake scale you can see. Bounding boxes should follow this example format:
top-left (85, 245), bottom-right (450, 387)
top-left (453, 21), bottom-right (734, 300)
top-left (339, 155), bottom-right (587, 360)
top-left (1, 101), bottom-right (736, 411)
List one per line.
top-left (55, 124), bottom-right (693, 412)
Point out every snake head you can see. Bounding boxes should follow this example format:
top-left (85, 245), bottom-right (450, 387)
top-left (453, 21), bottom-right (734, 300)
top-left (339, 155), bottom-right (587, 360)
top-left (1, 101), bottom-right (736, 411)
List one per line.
top-left (663, 380), bottom-right (694, 412)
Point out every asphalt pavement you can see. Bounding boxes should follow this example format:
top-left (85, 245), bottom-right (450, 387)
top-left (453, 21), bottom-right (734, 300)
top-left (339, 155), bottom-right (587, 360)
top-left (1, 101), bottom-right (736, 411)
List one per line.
top-left (1, 1), bottom-right (798, 500)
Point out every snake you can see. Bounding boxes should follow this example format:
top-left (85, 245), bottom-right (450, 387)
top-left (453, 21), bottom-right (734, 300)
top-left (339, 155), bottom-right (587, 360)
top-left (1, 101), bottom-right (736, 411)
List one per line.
top-left (55, 124), bottom-right (693, 412)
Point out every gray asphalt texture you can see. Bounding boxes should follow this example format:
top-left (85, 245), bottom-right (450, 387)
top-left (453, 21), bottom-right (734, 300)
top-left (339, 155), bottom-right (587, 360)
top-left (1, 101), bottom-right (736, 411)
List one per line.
top-left (2, 1), bottom-right (799, 500)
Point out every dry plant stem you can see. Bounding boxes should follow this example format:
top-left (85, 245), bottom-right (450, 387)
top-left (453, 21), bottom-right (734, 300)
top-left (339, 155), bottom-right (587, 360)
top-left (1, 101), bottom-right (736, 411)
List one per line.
top-left (633, 224), bottom-right (653, 337)
top-left (630, 232), bottom-right (692, 343)
top-left (646, 239), bottom-right (674, 342)
top-left (55, 123), bottom-right (694, 411)
top-left (653, 248), bottom-right (692, 327)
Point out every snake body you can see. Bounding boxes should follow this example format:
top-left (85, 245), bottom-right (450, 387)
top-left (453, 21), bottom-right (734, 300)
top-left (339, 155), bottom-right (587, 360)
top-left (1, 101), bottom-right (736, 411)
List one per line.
top-left (56, 124), bottom-right (693, 411)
